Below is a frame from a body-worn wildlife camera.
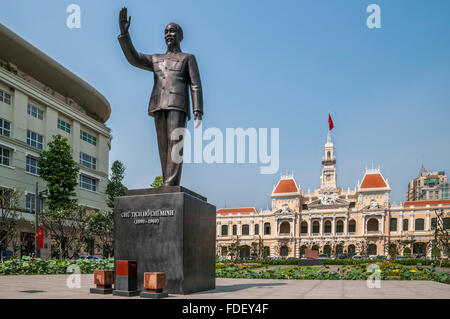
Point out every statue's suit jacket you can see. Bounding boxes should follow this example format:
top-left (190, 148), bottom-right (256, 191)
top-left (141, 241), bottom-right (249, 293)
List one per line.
top-left (118, 32), bottom-right (203, 120)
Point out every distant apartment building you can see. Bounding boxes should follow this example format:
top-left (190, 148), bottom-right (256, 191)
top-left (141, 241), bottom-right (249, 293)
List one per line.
top-left (0, 24), bottom-right (111, 258)
top-left (406, 166), bottom-right (448, 201)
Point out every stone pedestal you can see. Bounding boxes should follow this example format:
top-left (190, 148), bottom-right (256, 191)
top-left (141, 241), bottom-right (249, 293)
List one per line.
top-left (114, 186), bottom-right (216, 295)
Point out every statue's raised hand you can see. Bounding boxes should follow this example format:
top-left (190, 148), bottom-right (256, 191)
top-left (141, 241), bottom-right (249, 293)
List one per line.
top-left (119, 7), bottom-right (131, 35)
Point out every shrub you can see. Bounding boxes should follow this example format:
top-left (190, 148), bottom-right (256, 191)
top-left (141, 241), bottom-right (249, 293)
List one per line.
top-left (0, 257), bottom-right (114, 275)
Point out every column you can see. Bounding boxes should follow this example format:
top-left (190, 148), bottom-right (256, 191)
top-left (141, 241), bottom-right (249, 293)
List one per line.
top-left (410, 212), bottom-right (414, 231)
top-left (344, 218), bottom-right (348, 236)
top-left (250, 219), bottom-right (254, 236)
top-left (217, 220), bottom-right (221, 238)
top-left (399, 212), bottom-right (403, 235)
top-left (308, 217), bottom-right (312, 236)
top-left (237, 220), bottom-right (241, 236)
top-left (362, 216), bottom-right (366, 235)
top-left (381, 215), bottom-right (385, 234)
top-left (332, 217), bottom-right (336, 236)
top-left (320, 217), bottom-right (323, 236)
top-left (426, 211), bottom-right (430, 231)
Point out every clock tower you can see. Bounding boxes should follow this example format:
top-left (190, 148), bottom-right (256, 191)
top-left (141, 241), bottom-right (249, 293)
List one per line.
top-left (320, 132), bottom-right (337, 189)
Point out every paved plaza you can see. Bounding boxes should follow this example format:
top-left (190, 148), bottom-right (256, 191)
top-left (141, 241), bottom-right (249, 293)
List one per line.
top-left (0, 275), bottom-right (449, 299)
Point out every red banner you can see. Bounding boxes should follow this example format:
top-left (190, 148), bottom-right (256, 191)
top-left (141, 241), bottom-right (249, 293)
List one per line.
top-left (37, 227), bottom-right (44, 249)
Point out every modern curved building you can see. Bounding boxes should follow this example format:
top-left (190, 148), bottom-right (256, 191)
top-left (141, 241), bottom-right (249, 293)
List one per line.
top-left (0, 23), bottom-right (111, 257)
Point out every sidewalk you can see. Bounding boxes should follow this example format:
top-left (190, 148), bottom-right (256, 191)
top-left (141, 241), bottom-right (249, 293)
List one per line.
top-left (0, 274), bottom-right (449, 299)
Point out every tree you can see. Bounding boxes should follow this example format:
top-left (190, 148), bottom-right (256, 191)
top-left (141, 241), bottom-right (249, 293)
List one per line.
top-left (38, 135), bottom-right (79, 210)
top-left (433, 209), bottom-right (450, 260)
top-left (87, 210), bottom-right (114, 258)
top-left (106, 160), bottom-right (127, 209)
top-left (227, 236), bottom-right (241, 260)
top-left (151, 176), bottom-right (164, 188)
top-left (0, 188), bottom-right (22, 259)
top-left (39, 206), bottom-right (90, 259)
top-left (38, 135), bottom-right (85, 258)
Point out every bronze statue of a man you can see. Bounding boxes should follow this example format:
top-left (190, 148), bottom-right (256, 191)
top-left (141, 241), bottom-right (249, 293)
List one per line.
top-left (118, 7), bottom-right (203, 186)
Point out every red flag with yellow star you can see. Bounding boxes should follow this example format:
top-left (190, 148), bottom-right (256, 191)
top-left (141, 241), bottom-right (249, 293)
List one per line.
top-left (37, 227), bottom-right (44, 249)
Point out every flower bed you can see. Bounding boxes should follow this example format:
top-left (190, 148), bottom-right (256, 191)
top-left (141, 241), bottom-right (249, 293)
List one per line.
top-left (215, 263), bottom-right (450, 284)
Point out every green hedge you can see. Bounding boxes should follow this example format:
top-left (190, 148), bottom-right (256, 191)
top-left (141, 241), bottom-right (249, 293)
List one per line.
top-left (0, 257), bottom-right (114, 275)
top-left (226, 258), bottom-right (450, 267)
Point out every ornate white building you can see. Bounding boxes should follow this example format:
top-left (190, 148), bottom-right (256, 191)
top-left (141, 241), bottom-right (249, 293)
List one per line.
top-left (216, 133), bottom-right (450, 259)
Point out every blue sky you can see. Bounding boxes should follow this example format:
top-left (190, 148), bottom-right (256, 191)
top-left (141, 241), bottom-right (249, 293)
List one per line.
top-left (1, 0), bottom-right (450, 209)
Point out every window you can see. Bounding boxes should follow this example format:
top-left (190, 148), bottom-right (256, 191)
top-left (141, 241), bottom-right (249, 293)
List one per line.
top-left (324, 221), bottom-right (331, 233)
top-left (264, 222), bottom-right (271, 235)
top-left (431, 218), bottom-right (437, 230)
top-left (26, 156), bottom-right (39, 175)
top-left (80, 130), bottom-right (96, 146)
top-left (444, 218), bottom-right (450, 230)
top-left (80, 175), bottom-right (97, 192)
top-left (27, 104), bottom-right (44, 120)
top-left (57, 119), bottom-right (71, 133)
top-left (0, 118), bottom-right (10, 137)
top-left (348, 220), bottom-right (356, 233)
top-left (80, 152), bottom-right (96, 170)
top-left (0, 147), bottom-right (10, 166)
top-left (232, 225), bottom-right (237, 236)
top-left (403, 219), bottom-right (409, 231)
top-left (390, 218), bottom-right (397, 232)
top-left (336, 220), bottom-right (344, 233)
top-left (415, 218), bottom-right (424, 231)
top-left (254, 224), bottom-right (259, 235)
top-left (300, 222), bottom-right (308, 234)
top-left (312, 221), bottom-right (320, 234)
top-left (242, 224), bottom-right (249, 236)
top-left (27, 130), bottom-right (43, 150)
top-left (221, 225), bottom-right (228, 236)
top-left (0, 89), bottom-right (11, 105)
top-left (26, 194), bottom-right (43, 212)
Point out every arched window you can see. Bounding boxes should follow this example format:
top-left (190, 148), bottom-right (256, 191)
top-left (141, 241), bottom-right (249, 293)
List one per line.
top-left (240, 246), bottom-right (250, 259)
top-left (232, 224), bottom-right (237, 235)
top-left (327, 151), bottom-right (331, 158)
top-left (264, 223), bottom-right (271, 235)
top-left (312, 221), bottom-right (320, 234)
top-left (323, 245), bottom-right (331, 257)
top-left (312, 245), bottom-right (319, 251)
top-left (254, 224), bottom-right (259, 235)
top-left (368, 244), bottom-right (377, 255)
top-left (335, 244), bottom-right (343, 255)
top-left (413, 242), bottom-right (426, 255)
top-left (263, 246), bottom-right (270, 257)
top-left (280, 245), bottom-right (289, 257)
top-left (336, 220), bottom-right (344, 234)
top-left (300, 222), bottom-right (308, 234)
top-left (221, 225), bottom-right (228, 236)
top-left (279, 221), bottom-right (290, 234)
top-left (324, 221), bottom-right (332, 234)
top-left (415, 218), bottom-right (424, 231)
top-left (403, 219), bottom-right (409, 231)
top-left (348, 219), bottom-right (356, 233)
top-left (367, 218), bottom-right (379, 232)
top-left (347, 244), bottom-right (356, 257)
top-left (242, 224), bottom-right (249, 235)
top-left (390, 218), bottom-right (397, 232)
top-left (221, 246), bottom-right (227, 257)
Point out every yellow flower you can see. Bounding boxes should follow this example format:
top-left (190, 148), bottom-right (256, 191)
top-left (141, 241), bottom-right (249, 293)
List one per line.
top-left (410, 269), bottom-right (418, 273)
